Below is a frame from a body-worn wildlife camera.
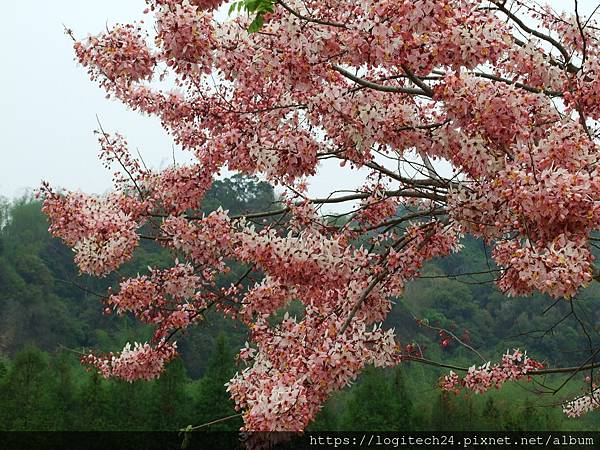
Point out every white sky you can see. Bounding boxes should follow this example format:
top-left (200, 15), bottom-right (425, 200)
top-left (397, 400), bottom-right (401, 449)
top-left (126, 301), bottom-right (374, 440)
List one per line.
top-left (1, 1), bottom-right (598, 201)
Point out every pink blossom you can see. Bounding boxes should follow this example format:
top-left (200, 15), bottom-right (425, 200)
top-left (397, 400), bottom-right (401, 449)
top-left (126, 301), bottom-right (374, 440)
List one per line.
top-left (83, 340), bottom-right (177, 382)
top-left (563, 390), bottom-right (600, 418)
top-left (441, 349), bottom-right (544, 394)
top-left (74, 23), bottom-right (155, 86)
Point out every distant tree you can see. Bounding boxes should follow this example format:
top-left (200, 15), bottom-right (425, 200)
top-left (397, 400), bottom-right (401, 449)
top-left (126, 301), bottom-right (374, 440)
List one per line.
top-left (308, 400), bottom-right (341, 431)
top-left (201, 175), bottom-right (276, 216)
top-left (392, 367), bottom-right (414, 430)
top-left (48, 352), bottom-right (78, 430)
top-left (519, 399), bottom-right (547, 431)
top-left (482, 397), bottom-right (502, 431)
top-left (342, 366), bottom-right (413, 431)
top-left (107, 380), bottom-right (153, 431)
top-left (0, 355), bottom-right (7, 379)
top-left (0, 346), bottom-right (54, 430)
top-left (2, 198), bottom-right (49, 257)
top-left (430, 392), bottom-right (459, 432)
top-left (76, 370), bottom-right (112, 431)
top-left (151, 357), bottom-right (191, 430)
top-left (191, 333), bottom-right (241, 431)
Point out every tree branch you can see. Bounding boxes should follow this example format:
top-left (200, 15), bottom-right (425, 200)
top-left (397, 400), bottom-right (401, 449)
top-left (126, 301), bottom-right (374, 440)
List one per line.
top-left (493, 0), bottom-right (572, 65)
top-left (332, 65), bottom-right (431, 96)
top-left (277, 0), bottom-right (347, 28)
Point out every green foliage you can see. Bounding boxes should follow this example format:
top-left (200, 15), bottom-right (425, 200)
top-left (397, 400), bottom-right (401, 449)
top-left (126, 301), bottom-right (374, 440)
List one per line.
top-left (151, 357), bottom-right (192, 430)
top-left (0, 343), bottom-right (589, 432)
top-left (76, 371), bottom-right (112, 430)
top-left (429, 391), bottom-right (461, 431)
top-left (49, 352), bottom-right (78, 429)
top-left (482, 397), bottom-right (501, 431)
top-left (340, 366), bottom-right (414, 431)
top-left (108, 380), bottom-right (153, 430)
top-left (202, 175), bottom-right (276, 215)
top-left (0, 346), bottom-right (55, 430)
top-left (229, 0), bottom-right (276, 33)
top-left (189, 333), bottom-right (242, 430)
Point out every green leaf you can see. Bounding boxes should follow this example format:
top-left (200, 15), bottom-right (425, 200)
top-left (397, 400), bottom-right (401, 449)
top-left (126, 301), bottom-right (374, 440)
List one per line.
top-left (246, 0), bottom-right (261, 12)
top-left (248, 14), bottom-right (265, 33)
top-left (228, 2), bottom-right (238, 16)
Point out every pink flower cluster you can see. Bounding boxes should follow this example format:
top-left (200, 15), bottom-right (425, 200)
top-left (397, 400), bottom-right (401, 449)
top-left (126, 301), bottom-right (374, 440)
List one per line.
top-left (234, 224), bottom-right (366, 290)
top-left (74, 23), bottom-right (155, 86)
top-left (353, 184), bottom-right (399, 229)
top-left (240, 276), bottom-right (293, 320)
top-left (144, 164), bottom-right (214, 214)
top-left (106, 263), bottom-right (206, 343)
top-left (448, 117), bottom-right (600, 299)
top-left (162, 209), bottom-right (232, 269)
top-left (438, 73), bottom-right (557, 154)
top-left (98, 132), bottom-right (147, 189)
top-left (40, 186), bottom-right (141, 276)
top-left (82, 340), bottom-right (178, 382)
top-left (493, 237), bottom-right (594, 299)
top-left (441, 349), bottom-right (543, 394)
top-left (147, 0), bottom-right (225, 12)
top-left (356, 0), bottom-right (509, 72)
top-left (154, 1), bottom-right (217, 73)
top-left (563, 390), bottom-right (600, 418)
top-left (226, 308), bottom-right (399, 431)
top-left (387, 222), bottom-right (462, 282)
top-left (565, 54), bottom-right (600, 121)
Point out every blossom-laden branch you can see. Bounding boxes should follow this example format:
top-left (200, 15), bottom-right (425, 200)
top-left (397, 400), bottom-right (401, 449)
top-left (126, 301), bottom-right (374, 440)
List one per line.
top-left (564, 389), bottom-right (600, 418)
top-left (440, 349), bottom-right (544, 395)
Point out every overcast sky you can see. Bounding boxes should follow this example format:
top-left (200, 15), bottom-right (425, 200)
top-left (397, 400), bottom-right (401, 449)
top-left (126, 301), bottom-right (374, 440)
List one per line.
top-left (1, 1), bottom-right (598, 201)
